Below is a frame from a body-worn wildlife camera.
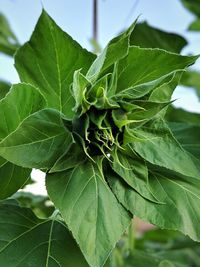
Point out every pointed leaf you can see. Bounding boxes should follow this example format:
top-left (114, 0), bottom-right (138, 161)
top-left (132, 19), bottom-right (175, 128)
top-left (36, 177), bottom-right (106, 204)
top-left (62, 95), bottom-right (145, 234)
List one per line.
top-left (108, 167), bottom-right (200, 242)
top-left (46, 159), bottom-right (131, 267)
top-left (15, 10), bottom-right (96, 119)
top-left (117, 46), bottom-right (198, 92)
top-left (87, 21), bottom-right (137, 82)
top-left (127, 120), bottom-right (200, 179)
top-left (50, 143), bottom-right (86, 173)
top-left (111, 150), bottom-right (158, 202)
top-left (115, 72), bottom-right (176, 100)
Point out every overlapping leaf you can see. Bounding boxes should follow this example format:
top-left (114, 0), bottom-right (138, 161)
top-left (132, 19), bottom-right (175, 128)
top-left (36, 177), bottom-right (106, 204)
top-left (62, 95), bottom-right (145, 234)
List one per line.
top-left (46, 158), bottom-right (131, 267)
top-left (0, 83), bottom-right (73, 169)
top-left (125, 119), bottom-right (200, 179)
top-left (0, 108), bottom-right (73, 169)
top-left (117, 46), bottom-right (198, 94)
top-left (86, 20), bottom-right (137, 83)
top-left (108, 166), bottom-right (200, 242)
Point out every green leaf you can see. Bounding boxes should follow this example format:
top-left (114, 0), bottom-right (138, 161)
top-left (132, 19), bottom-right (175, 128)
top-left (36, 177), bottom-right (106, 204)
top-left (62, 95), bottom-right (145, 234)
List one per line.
top-left (50, 143), bottom-right (86, 173)
top-left (169, 122), bottom-right (200, 160)
top-left (130, 22), bottom-right (187, 52)
top-left (114, 72), bottom-right (177, 100)
top-left (125, 249), bottom-right (196, 267)
top-left (108, 167), bottom-right (200, 242)
top-left (0, 108), bottom-right (73, 169)
top-left (87, 74), bottom-right (119, 110)
top-left (0, 13), bottom-right (20, 56)
top-left (117, 46), bottom-right (198, 93)
top-left (0, 162), bottom-right (30, 199)
top-left (72, 69), bottom-right (91, 114)
top-left (111, 150), bottom-right (159, 202)
top-left (86, 20), bottom-right (137, 83)
top-left (0, 83), bottom-right (46, 141)
top-left (0, 202), bottom-right (89, 267)
top-left (149, 72), bottom-right (183, 102)
top-left (46, 158), bottom-right (131, 267)
top-left (0, 81), bottom-right (10, 100)
top-left (126, 120), bottom-right (200, 179)
top-left (0, 83), bottom-right (69, 170)
top-left (112, 100), bottom-right (171, 129)
top-left (15, 10), bottom-right (96, 119)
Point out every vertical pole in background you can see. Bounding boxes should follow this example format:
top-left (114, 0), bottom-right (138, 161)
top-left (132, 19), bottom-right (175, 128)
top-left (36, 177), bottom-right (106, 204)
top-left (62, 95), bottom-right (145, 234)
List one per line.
top-left (93, 0), bottom-right (98, 43)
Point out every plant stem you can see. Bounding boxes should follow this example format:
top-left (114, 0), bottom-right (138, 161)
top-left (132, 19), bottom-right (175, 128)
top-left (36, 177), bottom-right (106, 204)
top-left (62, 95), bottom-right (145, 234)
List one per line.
top-left (93, 0), bottom-right (98, 42)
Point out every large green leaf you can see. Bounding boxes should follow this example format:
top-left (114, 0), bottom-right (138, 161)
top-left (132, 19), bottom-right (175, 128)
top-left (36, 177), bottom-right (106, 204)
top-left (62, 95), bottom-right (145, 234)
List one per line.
top-left (0, 13), bottom-right (19, 56)
top-left (114, 72), bottom-right (177, 100)
top-left (130, 22), bottom-right (187, 52)
top-left (15, 10), bottom-right (96, 119)
top-left (108, 167), bottom-right (200, 242)
top-left (46, 158), bottom-right (131, 267)
top-left (0, 162), bottom-right (30, 199)
top-left (0, 80), bottom-right (72, 169)
top-left (0, 201), bottom-right (89, 267)
top-left (126, 120), bottom-right (200, 179)
top-left (117, 46), bottom-right (198, 93)
top-left (0, 108), bottom-right (73, 169)
top-left (86, 20), bottom-right (136, 83)
top-left (0, 84), bottom-right (37, 198)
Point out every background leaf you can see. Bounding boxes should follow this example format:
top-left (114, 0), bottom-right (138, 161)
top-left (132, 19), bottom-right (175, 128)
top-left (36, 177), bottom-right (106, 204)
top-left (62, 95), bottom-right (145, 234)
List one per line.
top-left (0, 13), bottom-right (19, 56)
top-left (130, 22), bottom-right (187, 52)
